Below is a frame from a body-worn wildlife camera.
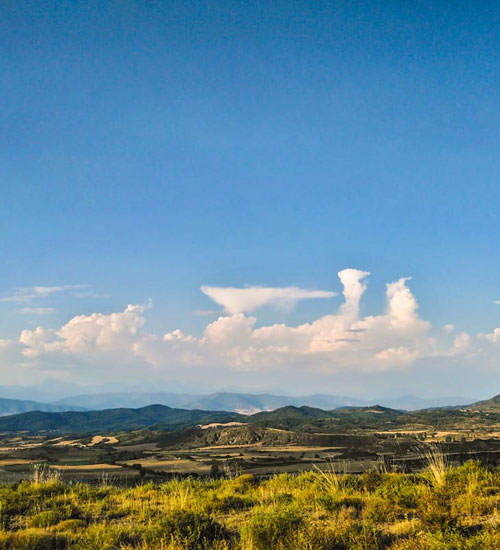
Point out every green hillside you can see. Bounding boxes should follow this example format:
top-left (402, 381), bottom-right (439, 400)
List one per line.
top-left (467, 394), bottom-right (500, 410)
top-left (0, 404), bottom-right (242, 434)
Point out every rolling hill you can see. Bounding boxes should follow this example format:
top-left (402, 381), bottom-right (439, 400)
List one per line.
top-left (466, 394), bottom-right (500, 410)
top-left (0, 403), bottom-right (408, 435)
top-left (0, 404), bottom-right (242, 434)
top-left (0, 396), bottom-right (497, 436)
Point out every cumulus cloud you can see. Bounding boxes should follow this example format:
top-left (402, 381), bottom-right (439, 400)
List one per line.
top-left (2, 268), bottom-right (492, 386)
top-left (15, 304), bottom-right (150, 369)
top-left (386, 277), bottom-right (420, 327)
top-left (19, 327), bottom-right (55, 358)
top-left (51, 304), bottom-right (147, 353)
top-left (338, 269), bottom-right (370, 318)
top-left (451, 332), bottom-right (471, 354)
top-left (201, 285), bottom-right (336, 314)
top-left (375, 346), bottom-right (419, 367)
top-left (483, 327), bottom-right (500, 343)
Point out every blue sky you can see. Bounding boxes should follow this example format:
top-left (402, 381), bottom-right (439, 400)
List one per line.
top-left (1, 1), bottom-right (500, 398)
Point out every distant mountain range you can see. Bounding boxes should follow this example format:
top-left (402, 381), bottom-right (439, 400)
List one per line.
top-left (1, 393), bottom-right (498, 435)
top-left (53, 392), bottom-right (202, 411)
top-left (0, 390), bottom-right (477, 419)
top-left (53, 391), bottom-right (366, 413)
top-left (52, 391), bottom-right (472, 413)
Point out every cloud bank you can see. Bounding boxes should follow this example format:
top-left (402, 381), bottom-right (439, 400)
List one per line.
top-left (2, 268), bottom-right (500, 389)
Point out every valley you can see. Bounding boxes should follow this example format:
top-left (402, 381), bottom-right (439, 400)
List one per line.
top-left (1, 394), bottom-right (500, 483)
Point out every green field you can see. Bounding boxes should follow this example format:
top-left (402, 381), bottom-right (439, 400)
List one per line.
top-left (0, 459), bottom-right (499, 549)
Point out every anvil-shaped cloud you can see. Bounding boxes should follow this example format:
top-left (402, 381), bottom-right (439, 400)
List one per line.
top-left (200, 285), bottom-right (336, 314)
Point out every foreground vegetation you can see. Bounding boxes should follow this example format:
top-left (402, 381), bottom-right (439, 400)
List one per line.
top-left (0, 460), bottom-right (499, 549)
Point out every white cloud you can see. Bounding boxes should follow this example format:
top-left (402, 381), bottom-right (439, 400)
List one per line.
top-left (145, 272), bottom-right (463, 372)
top-left (3, 268), bottom-right (493, 387)
top-left (375, 346), bottom-right (419, 367)
top-left (386, 277), bottom-right (420, 327)
top-left (50, 304), bottom-right (147, 353)
top-left (0, 285), bottom-right (85, 304)
top-left (204, 313), bottom-right (255, 346)
top-left (483, 327), bottom-right (500, 343)
top-left (451, 332), bottom-right (471, 355)
top-left (31, 286), bottom-right (83, 297)
top-left (19, 327), bottom-right (55, 358)
top-left (338, 269), bottom-right (370, 318)
top-left (229, 274), bottom-right (434, 372)
top-left (200, 285), bottom-right (336, 314)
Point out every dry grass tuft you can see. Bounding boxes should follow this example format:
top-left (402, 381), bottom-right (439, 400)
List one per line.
top-left (423, 445), bottom-right (446, 486)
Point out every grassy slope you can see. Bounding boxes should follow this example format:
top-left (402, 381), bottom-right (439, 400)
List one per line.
top-left (0, 461), bottom-right (499, 549)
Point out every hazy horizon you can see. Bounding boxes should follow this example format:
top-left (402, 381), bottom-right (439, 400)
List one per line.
top-left (0, 379), bottom-right (479, 403)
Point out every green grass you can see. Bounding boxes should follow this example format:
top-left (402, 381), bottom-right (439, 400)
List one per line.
top-left (0, 461), bottom-right (499, 549)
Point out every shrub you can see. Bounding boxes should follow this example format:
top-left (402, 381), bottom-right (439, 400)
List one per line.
top-left (376, 474), bottom-right (420, 508)
top-left (0, 530), bottom-right (69, 550)
top-left (52, 519), bottom-right (86, 533)
top-left (317, 494), bottom-right (364, 514)
top-left (28, 511), bottom-right (62, 528)
top-left (241, 505), bottom-right (304, 550)
top-left (363, 495), bottom-right (401, 523)
top-left (71, 524), bottom-right (143, 550)
top-left (213, 495), bottom-right (255, 513)
top-left (155, 510), bottom-right (233, 550)
top-left (231, 474), bottom-right (257, 493)
top-left (362, 468), bottom-right (382, 492)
